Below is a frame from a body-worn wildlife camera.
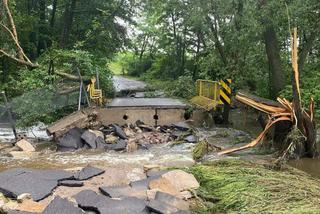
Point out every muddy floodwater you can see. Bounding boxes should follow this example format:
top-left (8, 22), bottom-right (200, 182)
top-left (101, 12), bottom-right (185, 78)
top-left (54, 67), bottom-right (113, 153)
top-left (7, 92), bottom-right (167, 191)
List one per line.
top-left (1, 106), bottom-right (320, 179)
top-left (0, 142), bottom-right (195, 172)
top-left (289, 158), bottom-right (320, 178)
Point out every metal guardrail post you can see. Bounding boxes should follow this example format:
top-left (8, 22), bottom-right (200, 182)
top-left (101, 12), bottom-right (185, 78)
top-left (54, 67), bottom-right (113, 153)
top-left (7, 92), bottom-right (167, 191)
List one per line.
top-left (1, 91), bottom-right (17, 140)
top-left (76, 68), bottom-right (91, 108)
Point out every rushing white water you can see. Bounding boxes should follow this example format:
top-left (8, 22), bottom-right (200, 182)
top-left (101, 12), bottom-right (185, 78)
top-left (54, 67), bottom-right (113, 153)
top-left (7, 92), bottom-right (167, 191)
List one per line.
top-left (0, 122), bottom-right (52, 142)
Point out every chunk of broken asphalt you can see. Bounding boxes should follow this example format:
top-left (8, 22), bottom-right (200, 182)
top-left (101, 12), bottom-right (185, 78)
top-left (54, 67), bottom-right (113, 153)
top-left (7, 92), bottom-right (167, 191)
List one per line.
top-left (74, 166), bottom-right (105, 181)
top-left (59, 180), bottom-right (84, 187)
top-left (73, 190), bottom-right (148, 214)
top-left (81, 130), bottom-right (98, 149)
top-left (0, 168), bottom-right (73, 201)
top-left (42, 196), bottom-right (85, 214)
top-left (99, 185), bottom-right (132, 198)
top-left (100, 185), bottom-right (147, 199)
top-left (171, 122), bottom-right (190, 131)
top-left (105, 139), bottom-right (127, 151)
top-left (112, 124), bottom-right (128, 139)
top-left (155, 191), bottom-right (189, 211)
top-left (73, 190), bottom-right (109, 211)
top-left (96, 136), bottom-right (107, 149)
top-left (57, 127), bottom-right (85, 151)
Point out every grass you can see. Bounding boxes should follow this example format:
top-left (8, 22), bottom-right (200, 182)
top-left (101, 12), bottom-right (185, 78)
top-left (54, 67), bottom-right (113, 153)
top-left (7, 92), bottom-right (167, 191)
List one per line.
top-left (190, 160), bottom-right (320, 214)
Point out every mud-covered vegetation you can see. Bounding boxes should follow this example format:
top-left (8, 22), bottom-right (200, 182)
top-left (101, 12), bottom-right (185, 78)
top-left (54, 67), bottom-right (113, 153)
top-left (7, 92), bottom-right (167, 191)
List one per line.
top-left (191, 160), bottom-right (320, 214)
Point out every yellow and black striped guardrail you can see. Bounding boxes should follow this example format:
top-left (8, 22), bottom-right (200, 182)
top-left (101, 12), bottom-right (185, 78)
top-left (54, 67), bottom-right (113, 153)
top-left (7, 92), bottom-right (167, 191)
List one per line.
top-left (219, 79), bottom-right (232, 106)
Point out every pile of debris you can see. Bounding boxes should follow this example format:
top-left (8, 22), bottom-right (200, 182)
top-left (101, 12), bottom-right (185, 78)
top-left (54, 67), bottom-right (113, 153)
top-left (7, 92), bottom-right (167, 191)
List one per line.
top-left (0, 165), bottom-right (199, 214)
top-left (56, 121), bottom-right (198, 152)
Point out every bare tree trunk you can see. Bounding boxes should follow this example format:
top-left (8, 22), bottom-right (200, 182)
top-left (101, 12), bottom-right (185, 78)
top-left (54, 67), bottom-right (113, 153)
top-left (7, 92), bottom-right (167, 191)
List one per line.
top-left (263, 25), bottom-right (285, 99)
top-left (298, 32), bottom-right (317, 73)
top-left (37, 0), bottom-right (47, 55)
top-left (50, 0), bottom-right (58, 28)
top-left (60, 0), bottom-right (77, 48)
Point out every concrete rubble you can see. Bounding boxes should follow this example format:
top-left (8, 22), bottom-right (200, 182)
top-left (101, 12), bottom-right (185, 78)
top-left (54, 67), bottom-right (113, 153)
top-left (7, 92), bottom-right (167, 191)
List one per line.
top-left (0, 165), bottom-right (199, 214)
top-left (53, 120), bottom-right (199, 154)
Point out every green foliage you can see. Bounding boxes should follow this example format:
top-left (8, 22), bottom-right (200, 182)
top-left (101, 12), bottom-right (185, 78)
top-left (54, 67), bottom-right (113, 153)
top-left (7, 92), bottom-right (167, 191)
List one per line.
top-left (280, 69), bottom-right (320, 120)
top-left (191, 160), bottom-right (320, 214)
top-left (7, 49), bottom-right (113, 127)
top-left (142, 75), bottom-right (196, 100)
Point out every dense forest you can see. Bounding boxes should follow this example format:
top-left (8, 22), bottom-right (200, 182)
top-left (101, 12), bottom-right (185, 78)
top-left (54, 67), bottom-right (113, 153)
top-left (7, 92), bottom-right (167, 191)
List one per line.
top-left (1, 0), bottom-right (320, 125)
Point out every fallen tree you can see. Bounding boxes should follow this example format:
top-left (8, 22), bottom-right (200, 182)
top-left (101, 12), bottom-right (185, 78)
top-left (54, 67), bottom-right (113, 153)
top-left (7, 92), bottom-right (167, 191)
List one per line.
top-left (0, 0), bottom-right (38, 68)
top-left (219, 28), bottom-right (318, 158)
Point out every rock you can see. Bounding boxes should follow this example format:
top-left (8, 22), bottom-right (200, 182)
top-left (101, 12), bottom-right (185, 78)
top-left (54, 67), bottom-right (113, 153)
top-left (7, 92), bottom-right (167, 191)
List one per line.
top-left (7, 211), bottom-right (36, 214)
top-left (184, 135), bottom-right (197, 144)
top-left (81, 130), bottom-right (98, 148)
top-left (90, 130), bottom-right (104, 139)
top-left (95, 137), bottom-right (107, 149)
top-left (147, 199), bottom-right (179, 214)
top-left (1, 200), bottom-right (19, 213)
top-left (105, 139), bottom-right (127, 151)
top-left (99, 185), bottom-right (147, 199)
top-left (139, 124), bottom-right (154, 132)
top-left (149, 177), bottom-right (180, 196)
top-left (135, 127), bottom-right (143, 133)
top-left (124, 127), bottom-right (135, 137)
top-left (42, 196), bottom-right (85, 214)
top-left (179, 191), bottom-right (192, 200)
top-left (112, 125), bottom-right (127, 139)
top-left (172, 122), bottom-right (190, 131)
top-left (146, 189), bottom-right (158, 200)
top-left (57, 128), bottom-right (84, 151)
top-left (0, 193), bottom-right (8, 208)
top-left (161, 170), bottom-right (199, 191)
top-left (126, 140), bottom-right (138, 152)
top-left (155, 191), bottom-right (189, 211)
top-left (17, 193), bottom-right (32, 203)
top-left (135, 120), bottom-right (145, 127)
top-left (0, 168), bottom-right (73, 201)
top-left (16, 199), bottom-right (46, 213)
top-left (59, 180), bottom-right (84, 187)
top-left (8, 151), bottom-right (38, 159)
top-left (147, 170), bottom-right (169, 178)
top-left (143, 164), bottom-right (160, 172)
top-left (105, 135), bottom-right (118, 144)
top-left (15, 140), bottom-right (35, 152)
top-left (74, 166), bottom-right (105, 181)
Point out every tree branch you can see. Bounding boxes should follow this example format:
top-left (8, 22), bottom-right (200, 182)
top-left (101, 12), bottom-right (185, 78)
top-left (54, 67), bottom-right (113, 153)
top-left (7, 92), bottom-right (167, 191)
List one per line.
top-left (0, 49), bottom-right (39, 68)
